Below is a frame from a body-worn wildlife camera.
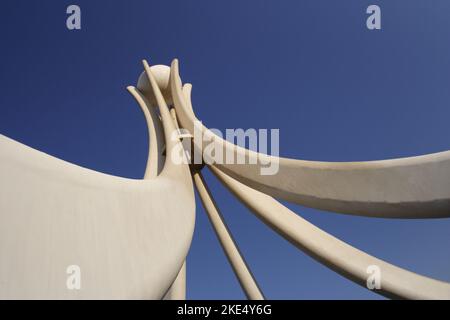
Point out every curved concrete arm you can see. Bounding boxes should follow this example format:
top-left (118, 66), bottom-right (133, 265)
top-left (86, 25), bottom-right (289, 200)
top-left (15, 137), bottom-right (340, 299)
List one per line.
top-left (169, 59), bottom-right (450, 219)
top-left (127, 86), bottom-right (165, 178)
top-left (0, 62), bottom-right (195, 299)
top-left (0, 134), bottom-right (194, 299)
top-left (209, 166), bottom-right (450, 299)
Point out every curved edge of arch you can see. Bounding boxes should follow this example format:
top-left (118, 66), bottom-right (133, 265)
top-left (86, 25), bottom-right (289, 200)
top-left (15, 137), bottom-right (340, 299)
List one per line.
top-left (209, 165), bottom-right (450, 300)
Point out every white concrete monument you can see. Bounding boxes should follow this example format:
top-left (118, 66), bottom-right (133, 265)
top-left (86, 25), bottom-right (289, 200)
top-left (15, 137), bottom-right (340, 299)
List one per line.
top-left (0, 59), bottom-right (449, 299)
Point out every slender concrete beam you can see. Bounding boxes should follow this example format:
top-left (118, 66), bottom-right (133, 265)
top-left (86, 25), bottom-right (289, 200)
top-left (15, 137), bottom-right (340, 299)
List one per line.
top-left (142, 60), bottom-right (196, 299)
top-left (169, 59), bottom-right (450, 219)
top-left (193, 172), bottom-right (265, 300)
top-left (209, 166), bottom-right (450, 300)
top-left (127, 86), bottom-right (165, 178)
top-left (165, 98), bottom-right (188, 300)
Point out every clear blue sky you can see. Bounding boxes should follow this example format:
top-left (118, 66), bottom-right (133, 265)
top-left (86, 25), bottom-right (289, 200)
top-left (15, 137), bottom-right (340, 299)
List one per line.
top-left (0, 1), bottom-right (449, 299)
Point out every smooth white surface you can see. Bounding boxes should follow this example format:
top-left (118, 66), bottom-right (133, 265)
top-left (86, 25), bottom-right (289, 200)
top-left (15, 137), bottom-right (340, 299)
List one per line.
top-left (0, 62), bottom-right (195, 299)
top-left (0, 134), bottom-right (194, 299)
top-left (137, 64), bottom-right (173, 106)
